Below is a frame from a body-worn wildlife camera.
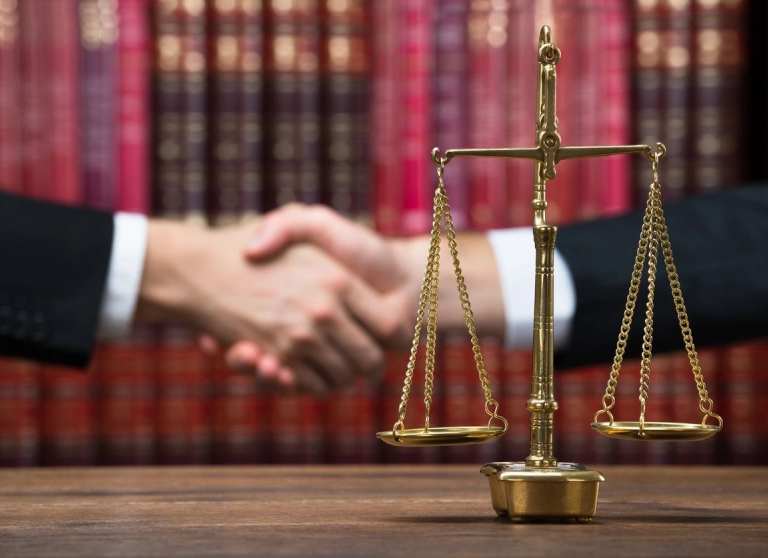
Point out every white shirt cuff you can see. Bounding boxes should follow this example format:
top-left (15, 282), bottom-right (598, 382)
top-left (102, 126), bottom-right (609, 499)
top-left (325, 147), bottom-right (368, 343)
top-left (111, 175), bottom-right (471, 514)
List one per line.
top-left (96, 213), bottom-right (149, 339)
top-left (487, 227), bottom-right (576, 350)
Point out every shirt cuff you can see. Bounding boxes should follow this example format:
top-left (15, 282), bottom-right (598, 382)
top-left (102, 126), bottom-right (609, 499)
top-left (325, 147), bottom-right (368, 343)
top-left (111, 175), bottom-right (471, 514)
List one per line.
top-left (96, 213), bottom-right (149, 340)
top-left (487, 227), bottom-right (576, 350)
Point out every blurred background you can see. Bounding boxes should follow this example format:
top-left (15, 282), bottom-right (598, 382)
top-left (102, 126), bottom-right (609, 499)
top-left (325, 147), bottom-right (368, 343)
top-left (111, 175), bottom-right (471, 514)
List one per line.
top-left (0, 0), bottom-right (765, 467)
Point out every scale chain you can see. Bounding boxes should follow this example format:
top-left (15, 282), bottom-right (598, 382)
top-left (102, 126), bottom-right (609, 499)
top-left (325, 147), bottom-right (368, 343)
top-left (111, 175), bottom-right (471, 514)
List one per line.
top-left (392, 157), bottom-right (507, 438)
top-left (594, 144), bottom-right (722, 430)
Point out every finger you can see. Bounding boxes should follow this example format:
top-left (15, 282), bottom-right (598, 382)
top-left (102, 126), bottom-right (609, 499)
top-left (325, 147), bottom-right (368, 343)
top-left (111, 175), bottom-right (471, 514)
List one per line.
top-left (244, 205), bottom-right (399, 291)
top-left (340, 274), bottom-right (404, 343)
top-left (198, 335), bottom-right (221, 355)
top-left (225, 341), bottom-right (263, 373)
top-left (288, 362), bottom-right (330, 395)
top-left (300, 335), bottom-right (355, 391)
top-left (276, 366), bottom-right (296, 388)
top-left (324, 309), bottom-right (384, 381)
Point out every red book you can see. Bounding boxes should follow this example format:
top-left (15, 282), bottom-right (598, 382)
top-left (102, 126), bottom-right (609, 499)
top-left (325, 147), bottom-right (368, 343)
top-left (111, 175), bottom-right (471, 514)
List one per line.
top-left (398, 0), bottom-right (432, 235)
top-left (555, 366), bottom-right (594, 465)
top-left (268, 392), bottom-right (323, 464)
top-left (19, 0), bottom-right (52, 200)
top-left (49, 0), bottom-right (80, 205)
top-left (432, 0), bottom-right (470, 230)
top-left (371, 0), bottom-right (400, 235)
top-left (441, 336), bottom-right (480, 463)
top-left (477, 337), bottom-right (504, 463)
top-left (210, 363), bottom-right (267, 464)
top-left (507, 0), bottom-right (537, 227)
top-left (40, 365), bottom-right (97, 465)
top-left (500, 349), bottom-right (531, 461)
top-left (641, 352), bottom-right (673, 464)
top-left (467, 0), bottom-right (508, 230)
top-left (324, 378), bottom-right (375, 463)
top-left (614, 358), bottom-right (644, 463)
top-left (95, 330), bottom-right (156, 464)
top-left (118, 0), bottom-right (152, 214)
top-left (155, 327), bottom-right (211, 464)
top-left (0, 0), bottom-right (22, 192)
top-left (722, 342), bottom-right (759, 464)
top-left (590, 0), bottom-right (631, 218)
top-left (0, 359), bottom-right (40, 466)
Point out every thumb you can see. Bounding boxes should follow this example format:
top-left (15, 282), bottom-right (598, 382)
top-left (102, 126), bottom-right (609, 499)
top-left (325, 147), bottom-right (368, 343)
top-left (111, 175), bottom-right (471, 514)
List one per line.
top-left (243, 204), bottom-right (402, 292)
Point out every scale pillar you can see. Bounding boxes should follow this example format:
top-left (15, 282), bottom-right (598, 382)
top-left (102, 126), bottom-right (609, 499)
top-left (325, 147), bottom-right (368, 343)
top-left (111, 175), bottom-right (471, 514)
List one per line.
top-left (525, 224), bottom-right (558, 469)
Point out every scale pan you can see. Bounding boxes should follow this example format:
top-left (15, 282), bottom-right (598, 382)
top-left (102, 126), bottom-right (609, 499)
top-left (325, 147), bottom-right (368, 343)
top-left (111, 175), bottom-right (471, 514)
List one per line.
top-left (591, 421), bottom-right (720, 441)
top-left (377, 426), bottom-right (506, 447)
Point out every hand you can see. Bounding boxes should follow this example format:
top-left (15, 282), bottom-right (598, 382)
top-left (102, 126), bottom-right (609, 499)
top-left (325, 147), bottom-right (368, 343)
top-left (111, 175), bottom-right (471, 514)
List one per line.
top-left (218, 204), bottom-right (427, 384)
top-left (136, 220), bottom-right (390, 394)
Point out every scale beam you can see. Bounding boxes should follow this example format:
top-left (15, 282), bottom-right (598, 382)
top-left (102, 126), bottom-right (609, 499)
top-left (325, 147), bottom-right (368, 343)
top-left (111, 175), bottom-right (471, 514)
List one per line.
top-left (438, 144), bottom-right (659, 165)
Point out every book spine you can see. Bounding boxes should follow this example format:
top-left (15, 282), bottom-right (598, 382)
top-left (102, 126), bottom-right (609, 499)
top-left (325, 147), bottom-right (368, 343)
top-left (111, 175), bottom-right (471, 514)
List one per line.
top-left (238, 0), bottom-right (264, 217)
top-left (432, 0), bottom-right (470, 230)
top-left (0, 0), bottom-right (22, 192)
top-left (398, 0), bottom-right (432, 235)
top-left (211, 361), bottom-right (266, 464)
top-left (507, 0), bottom-right (536, 227)
top-left (153, 0), bottom-right (184, 217)
top-left (40, 365), bottom-right (97, 465)
top-left (722, 342), bottom-right (758, 464)
top-left (49, 0), bottom-right (81, 204)
top-left (660, 0), bottom-right (693, 202)
top-left (265, 0), bottom-right (300, 208)
top-left (594, 0), bottom-right (631, 217)
top-left (19, 0), bottom-right (52, 200)
top-left (500, 349), bottom-right (530, 460)
top-left (208, 0), bottom-right (242, 224)
top-left (467, 0), bottom-right (509, 230)
top-left (95, 330), bottom-right (156, 464)
top-left (555, 367), bottom-right (593, 465)
top-left (371, 0), bottom-right (400, 235)
top-left (632, 0), bottom-right (664, 206)
top-left (323, 0), bottom-right (368, 218)
top-left (155, 327), bottom-right (211, 464)
top-left (80, 0), bottom-right (118, 210)
top-left (690, 0), bottom-right (746, 193)
top-left (295, 0), bottom-right (322, 205)
top-left (441, 335), bottom-right (479, 463)
top-left (0, 359), bottom-right (40, 466)
top-left (179, 0), bottom-right (207, 222)
top-left (118, 0), bottom-right (151, 214)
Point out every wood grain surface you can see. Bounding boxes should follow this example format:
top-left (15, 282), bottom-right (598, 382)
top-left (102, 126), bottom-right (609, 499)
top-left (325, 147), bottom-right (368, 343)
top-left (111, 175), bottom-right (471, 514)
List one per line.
top-left (0, 466), bottom-right (765, 557)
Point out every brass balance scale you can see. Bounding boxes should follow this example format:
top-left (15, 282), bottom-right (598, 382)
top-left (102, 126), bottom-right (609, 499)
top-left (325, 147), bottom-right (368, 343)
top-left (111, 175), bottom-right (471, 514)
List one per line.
top-left (376, 26), bottom-right (723, 521)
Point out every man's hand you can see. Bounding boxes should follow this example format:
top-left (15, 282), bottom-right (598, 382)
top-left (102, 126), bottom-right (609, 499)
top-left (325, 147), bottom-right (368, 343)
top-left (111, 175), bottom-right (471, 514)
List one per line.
top-left (136, 220), bottom-right (391, 394)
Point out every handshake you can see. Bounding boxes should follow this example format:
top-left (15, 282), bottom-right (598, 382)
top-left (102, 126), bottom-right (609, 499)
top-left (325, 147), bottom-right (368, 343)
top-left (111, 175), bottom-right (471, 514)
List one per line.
top-left (137, 204), bottom-right (503, 394)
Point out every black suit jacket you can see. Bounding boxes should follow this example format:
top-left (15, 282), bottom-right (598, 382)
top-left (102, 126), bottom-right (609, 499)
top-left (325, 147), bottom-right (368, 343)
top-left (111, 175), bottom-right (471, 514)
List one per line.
top-left (0, 192), bottom-right (113, 367)
top-left (556, 184), bottom-right (768, 369)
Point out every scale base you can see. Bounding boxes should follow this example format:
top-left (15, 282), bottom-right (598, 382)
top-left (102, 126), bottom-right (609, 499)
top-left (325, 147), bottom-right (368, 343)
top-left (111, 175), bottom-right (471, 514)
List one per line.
top-left (480, 462), bottom-right (604, 521)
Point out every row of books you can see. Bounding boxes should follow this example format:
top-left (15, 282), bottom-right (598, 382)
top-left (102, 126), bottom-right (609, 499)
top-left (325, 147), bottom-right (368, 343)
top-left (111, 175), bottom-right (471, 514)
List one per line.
top-left (0, 0), bottom-right (764, 466)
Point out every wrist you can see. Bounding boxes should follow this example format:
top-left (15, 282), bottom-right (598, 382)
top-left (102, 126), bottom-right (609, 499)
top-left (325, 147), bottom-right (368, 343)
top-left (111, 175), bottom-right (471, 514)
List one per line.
top-left (135, 220), bottom-right (205, 324)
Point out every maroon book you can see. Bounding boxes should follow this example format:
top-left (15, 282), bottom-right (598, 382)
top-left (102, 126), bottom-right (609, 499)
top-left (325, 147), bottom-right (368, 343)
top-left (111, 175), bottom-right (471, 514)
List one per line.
top-left (500, 349), bottom-right (531, 461)
top-left (208, 0), bottom-right (242, 224)
top-left (80, 0), bottom-right (118, 211)
top-left (238, 0), bottom-right (265, 217)
top-left (265, 0), bottom-right (300, 208)
top-left (322, 0), bottom-right (370, 218)
top-left (690, 0), bottom-right (746, 193)
top-left (432, 0), bottom-right (470, 230)
top-left (295, 0), bottom-right (322, 205)
top-left (0, 359), bottom-right (40, 466)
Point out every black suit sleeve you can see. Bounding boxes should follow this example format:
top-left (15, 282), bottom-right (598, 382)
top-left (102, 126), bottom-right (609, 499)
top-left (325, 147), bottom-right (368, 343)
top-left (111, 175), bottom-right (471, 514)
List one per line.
top-left (555, 184), bottom-right (768, 369)
top-left (0, 192), bottom-right (114, 367)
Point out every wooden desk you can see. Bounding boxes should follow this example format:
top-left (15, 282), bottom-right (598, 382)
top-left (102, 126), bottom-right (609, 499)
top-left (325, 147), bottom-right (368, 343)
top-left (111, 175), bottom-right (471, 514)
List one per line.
top-left (0, 466), bottom-right (765, 557)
